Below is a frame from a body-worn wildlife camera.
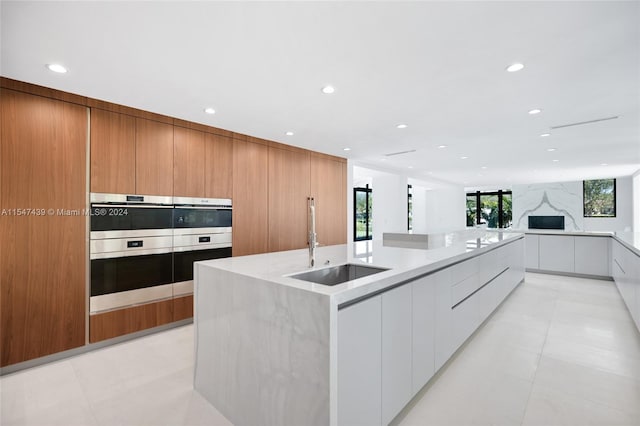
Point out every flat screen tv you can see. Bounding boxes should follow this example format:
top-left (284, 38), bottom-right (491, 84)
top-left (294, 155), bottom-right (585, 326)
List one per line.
top-left (528, 215), bottom-right (565, 230)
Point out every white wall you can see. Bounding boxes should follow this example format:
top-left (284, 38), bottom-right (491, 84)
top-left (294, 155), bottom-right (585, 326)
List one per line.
top-left (512, 176), bottom-right (634, 232)
top-left (371, 171), bottom-right (408, 240)
top-left (420, 186), bottom-right (466, 234)
top-left (350, 164), bottom-right (466, 240)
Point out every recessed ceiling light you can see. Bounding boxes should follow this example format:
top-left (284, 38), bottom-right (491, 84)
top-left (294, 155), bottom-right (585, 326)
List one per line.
top-left (547, 148), bottom-right (557, 152)
top-left (438, 145), bottom-right (448, 149)
top-left (601, 163), bottom-right (608, 166)
top-left (46, 63), bottom-right (67, 73)
top-left (506, 63), bottom-right (525, 73)
top-left (460, 156), bottom-right (468, 160)
top-left (343, 147), bottom-right (351, 151)
top-left (481, 166), bottom-right (488, 169)
top-left (408, 166), bottom-right (413, 169)
top-left (321, 85), bottom-right (335, 94)
top-left (540, 133), bottom-right (551, 137)
top-left (204, 107), bottom-right (216, 114)
top-left (285, 131), bottom-right (294, 136)
top-left (528, 109), bottom-right (542, 115)
top-left (552, 159), bottom-right (559, 162)
top-left (396, 124), bottom-right (408, 129)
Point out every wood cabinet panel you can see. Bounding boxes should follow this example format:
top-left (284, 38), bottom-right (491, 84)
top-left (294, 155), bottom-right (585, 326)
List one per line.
top-left (174, 127), bottom-right (205, 197)
top-left (89, 299), bottom-right (173, 343)
top-left (204, 133), bottom-right (233, 199)
top-left (232, 140), bottom-right (268, 256)
top-left (1, 89), bottom-right (87, 366)
top-left (310, 155), bottom-right (347, 246)
top-left (173, 295), bottom-right (194, 322)
top-left (135, 118), bottom-right (174, 196)
top-left (90, 109), bottom-right (136, 194)
top-left (268, 147), bottom-right (310, 252)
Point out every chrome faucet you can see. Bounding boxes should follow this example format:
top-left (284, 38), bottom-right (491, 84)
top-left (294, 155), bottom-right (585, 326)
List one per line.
top-left (308, 197), bottom-right (317, 268)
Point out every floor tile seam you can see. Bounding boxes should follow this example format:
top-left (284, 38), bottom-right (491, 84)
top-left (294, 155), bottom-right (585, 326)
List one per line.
top-left (68, 359), bottom-right (102, 426)
top-left (526, 379), bottom-right (640, 420)
top-left (541, 352), bottom-right (640, 387)
top-left (519, 286), bottom-right (558, 426)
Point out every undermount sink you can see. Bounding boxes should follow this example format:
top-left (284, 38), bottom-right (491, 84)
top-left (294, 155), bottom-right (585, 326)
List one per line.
top-left (289, 263), bottom-right (388, 286)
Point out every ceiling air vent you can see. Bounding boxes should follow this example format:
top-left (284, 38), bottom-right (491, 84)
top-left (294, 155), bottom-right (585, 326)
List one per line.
top-left (550, 116), bottom-right (619, 129)
top-left (385, 149), bottom-right (416, 157)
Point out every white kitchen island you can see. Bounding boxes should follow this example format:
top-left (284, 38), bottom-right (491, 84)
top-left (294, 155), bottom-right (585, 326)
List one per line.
top-left (193, 230), bottom-right (525, 426)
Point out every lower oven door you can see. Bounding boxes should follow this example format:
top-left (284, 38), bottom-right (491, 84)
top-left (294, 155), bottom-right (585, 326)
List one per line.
top-left (173, 232), bottom-right (232, 297)
top-left (90, 238), bottom-right (174, 313)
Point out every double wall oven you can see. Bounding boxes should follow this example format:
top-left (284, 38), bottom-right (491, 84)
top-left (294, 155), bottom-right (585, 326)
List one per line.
top-left (89, 193), bottom-right (232, 314)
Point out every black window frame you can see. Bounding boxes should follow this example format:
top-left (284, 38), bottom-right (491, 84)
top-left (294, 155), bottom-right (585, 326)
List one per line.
top-left (407, 184), bottom-right (413, 231)
top-left (353, 185), bottom-right (373, 241)
top-left (466, 190), bottom-right (513, 229)
top-left (583, 178), bottom-right (617, 218)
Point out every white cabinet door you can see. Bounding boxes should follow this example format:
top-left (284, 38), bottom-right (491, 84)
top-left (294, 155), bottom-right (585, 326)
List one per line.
top-left (382, 285), bottom-right (412, 426)
top-left (539, 235), bottom-right (575, 273)
top-left (525, 234), bottom-right (539, 269)
top-left (434, 268), bottom-right (453, 371)
top-left (411, 273), bottom-right (436, 396)
top-left (574, 236), bottom-right (609, 276)
top-left (338, 296), bottom-right (382, 426)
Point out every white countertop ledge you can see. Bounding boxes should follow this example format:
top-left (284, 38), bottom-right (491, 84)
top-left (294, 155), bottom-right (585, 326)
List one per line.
top-left (196, 229), bottom-right (525, 305)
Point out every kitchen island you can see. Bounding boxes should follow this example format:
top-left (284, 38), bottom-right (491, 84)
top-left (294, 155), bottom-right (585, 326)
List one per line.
top-left (193, 230), bottom-right (525, 426)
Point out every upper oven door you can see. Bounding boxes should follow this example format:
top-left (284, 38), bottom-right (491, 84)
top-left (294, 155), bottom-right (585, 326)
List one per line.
top-left (173, 207), bottom-right (232, 229)
top-left (90, 193), bottom-right (174, 239)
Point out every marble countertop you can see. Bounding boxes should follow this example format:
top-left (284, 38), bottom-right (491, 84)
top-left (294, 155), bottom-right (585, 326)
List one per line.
top-left (196, 229), bottom-right (524, 305)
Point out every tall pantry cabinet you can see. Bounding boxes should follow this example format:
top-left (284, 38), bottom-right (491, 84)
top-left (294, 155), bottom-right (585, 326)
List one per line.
top-left (1, 89), bottom-right (87, 367)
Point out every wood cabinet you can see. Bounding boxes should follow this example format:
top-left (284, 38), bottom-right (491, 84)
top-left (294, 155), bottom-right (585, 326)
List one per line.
top-left (381, 285), bottom-right (413, 425)
top-left (135, 118), bottom-right (174, 196)
top-left (337, 296), bottom-right (382, 426)
top-left (310, 155), bottom-right (347, 246)
top-left (90, 109), bottom-right (135, 194)
top-left (173, 127), bottom-right (205, 197)
top-left (232, 139), bottom-right (268, 256)
top-left (173, 295), bottom-right (194, 322)
top-left (204, 133), bottom-right (233, 199)
top-left (89, 299), bottom-right (173, 343)
top-left (1, 89), bottom-right (87, 366)
top-left (268, 147), bottom-right (310, 252)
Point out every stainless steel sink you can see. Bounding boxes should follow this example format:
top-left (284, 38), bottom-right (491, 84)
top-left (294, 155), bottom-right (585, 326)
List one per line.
top-left (289, 263), bottom-right (388, 286)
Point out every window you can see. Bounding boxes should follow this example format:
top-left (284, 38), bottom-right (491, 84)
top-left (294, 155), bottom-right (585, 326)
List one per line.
top-left (584, 178), bottom-right (616, 217)
top-left (354, 185), bottom-right (372, 240)
top-left (407, 184), bottom-right (413, 231)
top-left (466, 190), bottom-right (512, 228)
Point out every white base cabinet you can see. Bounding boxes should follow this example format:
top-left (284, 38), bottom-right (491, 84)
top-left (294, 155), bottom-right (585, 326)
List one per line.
top-left (337, 237), bottom-right (525, 425)
top-left (539, 235), bottom-right (575, 273)
top-left (382, 285), bottom-right (413, 425)
top-left (337, 296), bottom-right (382, 426)
top-left (612, 239), bottom-right (640, 330)
top-left (526, 233), bottom-right (610, 278)
top-left (575, 236), bottom-right (610, 277)
top-left (525, 234), bottom-right (539, 269)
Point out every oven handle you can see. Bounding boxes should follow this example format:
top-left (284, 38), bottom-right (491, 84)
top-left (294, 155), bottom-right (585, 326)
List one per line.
top-left (174, 205), bottom-right (232, 210)
top-left (90, 246), bottom-right (174, 260)
top-left (91, 203), bottom-right (174, 209)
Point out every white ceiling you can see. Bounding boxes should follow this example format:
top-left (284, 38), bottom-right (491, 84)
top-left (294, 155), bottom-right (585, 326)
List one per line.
top-left (2, 1), bottom-right (639, 188)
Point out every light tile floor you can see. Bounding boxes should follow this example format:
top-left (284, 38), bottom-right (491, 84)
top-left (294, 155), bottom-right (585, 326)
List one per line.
top-left (2, 273), bottom-right (639, 426)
